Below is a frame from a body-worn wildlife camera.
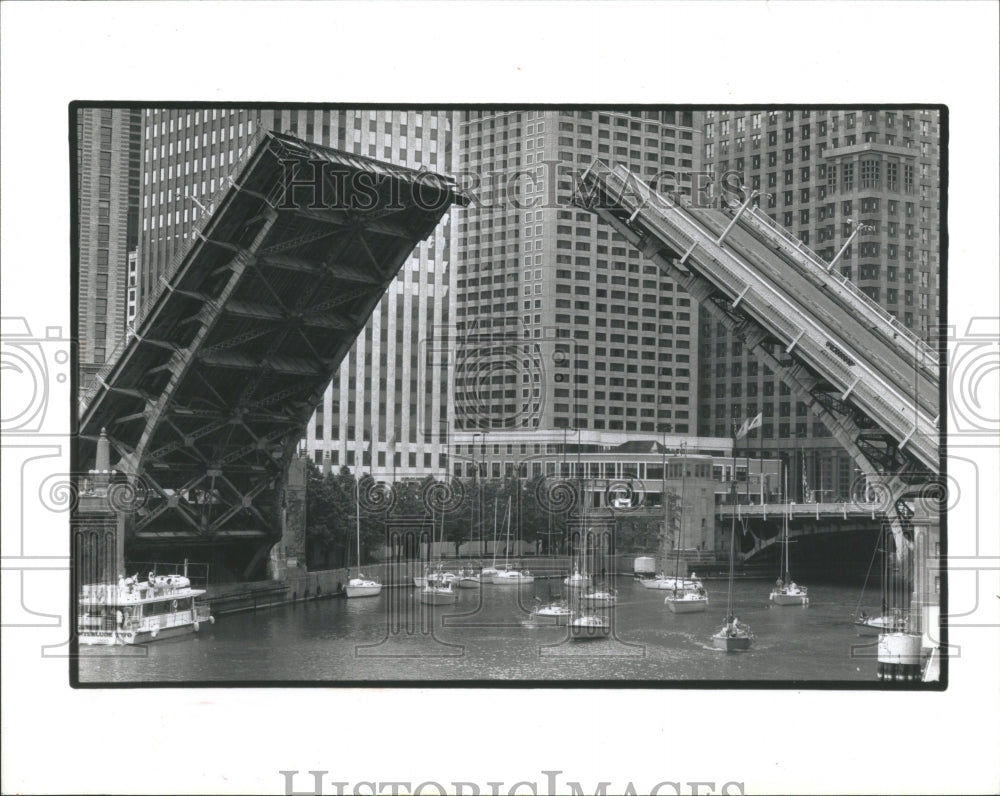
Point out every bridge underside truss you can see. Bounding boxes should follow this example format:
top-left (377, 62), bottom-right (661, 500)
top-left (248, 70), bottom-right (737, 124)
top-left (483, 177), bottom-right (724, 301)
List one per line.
top-left (572, 162), bottom-right (941, 571)
top-left (79, 132), bottom-right (466, 542)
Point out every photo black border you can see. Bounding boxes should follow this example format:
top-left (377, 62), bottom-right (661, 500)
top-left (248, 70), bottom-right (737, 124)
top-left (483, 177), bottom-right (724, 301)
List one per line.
top-left (68, 101), bottom-right (949, 692)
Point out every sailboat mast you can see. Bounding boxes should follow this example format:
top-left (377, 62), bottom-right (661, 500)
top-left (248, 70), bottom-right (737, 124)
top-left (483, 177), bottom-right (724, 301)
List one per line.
top-left (356, 475), bottom-right (361, 569)
top-left (783, 464), bottom-right (789, 582)
top-left (504, 495), bottom-right (512, 570)
top-left (728, 426), bottom-right (737, 618)
top-left (491, 499), bottom-right (499, 568)
top-left (674, 445), bottom-right (685, 593)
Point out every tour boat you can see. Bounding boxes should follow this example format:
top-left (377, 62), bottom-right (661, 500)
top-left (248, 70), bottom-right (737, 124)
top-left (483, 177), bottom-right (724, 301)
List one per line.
top-left (527, 598), bottom-right (574, 626)
top-left (418, 581), bottom-right (459, 605)
top-left (78, 571), bottom-right (213, 645)
top-left (569, 613), bottom-right (610, 640)
top-left (769, 470), bottom-right (808, 606)
top-left (346, 477), bottom-right (381, 599)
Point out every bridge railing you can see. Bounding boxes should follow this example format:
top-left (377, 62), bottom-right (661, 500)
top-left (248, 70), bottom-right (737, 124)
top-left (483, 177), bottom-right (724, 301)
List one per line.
top-left (80, 128), bottom-right (267, 413)
top-left (743, 206), bottom-right (939, 370)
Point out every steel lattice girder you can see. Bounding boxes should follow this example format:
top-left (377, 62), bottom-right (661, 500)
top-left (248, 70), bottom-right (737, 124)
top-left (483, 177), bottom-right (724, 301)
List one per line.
top-left (78, 132), bottom-right (467, 540)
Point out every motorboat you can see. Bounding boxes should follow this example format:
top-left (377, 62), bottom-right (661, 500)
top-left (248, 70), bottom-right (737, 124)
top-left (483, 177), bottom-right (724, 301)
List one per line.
top-left (78, 570), bottom-right (213, 645)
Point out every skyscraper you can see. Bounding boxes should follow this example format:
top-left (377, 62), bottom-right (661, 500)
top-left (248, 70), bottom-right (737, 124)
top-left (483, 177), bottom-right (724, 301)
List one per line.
top-left (449, 109), bottom-right (706, 478)
top-left (699, 108), bottom-right (942, 500)
top-left (134, 107), bottom-right (454, 481)
top-left (76, 107), bottom-right (141, 388)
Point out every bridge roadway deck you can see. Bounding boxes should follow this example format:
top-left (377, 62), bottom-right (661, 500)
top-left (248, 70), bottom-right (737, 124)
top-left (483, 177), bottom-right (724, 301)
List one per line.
top-left (690, 206), bottom-right (938, 420)
top-left (577, 163), bottom-right (939, 472)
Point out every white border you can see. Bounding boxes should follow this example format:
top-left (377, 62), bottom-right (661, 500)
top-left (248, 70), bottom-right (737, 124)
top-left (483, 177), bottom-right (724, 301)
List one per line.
top-left (2, 2), bottom-right (998, 794)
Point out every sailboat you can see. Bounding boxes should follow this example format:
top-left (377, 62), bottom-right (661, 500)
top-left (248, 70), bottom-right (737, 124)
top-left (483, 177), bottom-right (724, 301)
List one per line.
top-left (570, 525), bottom-right (609, 640)
top-left (418, 504), bottom-right (459, 604)
top-left (481, 500), bottom-right (501, 583)
top-left (492, 496), bottom-right (534, 586)
top-left (853, 526), bottom-right (905, 636)
top-left (769, 467), bottom-right (809, 606)
top-left (345, 475), bottom-right (382, 599)
top-left (665, 453), bottom-right (707, 614)
top-left (711, 441), bottom-right (753, 651)
top-left (563, 561), bottom-right (589, 590)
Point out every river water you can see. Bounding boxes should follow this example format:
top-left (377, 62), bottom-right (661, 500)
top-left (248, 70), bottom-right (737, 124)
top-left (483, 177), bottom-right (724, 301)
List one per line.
top-left (78, 575), bottom-right (882, 684)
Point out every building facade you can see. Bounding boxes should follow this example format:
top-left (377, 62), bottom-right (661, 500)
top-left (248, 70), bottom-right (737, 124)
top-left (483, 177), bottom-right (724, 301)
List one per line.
top-left (134, 108), bottom-right (454, 481)
top-left (76, 107), bottom-right (141, 388)
top-left (699, 108), bottom-right (941, 501)
top-left (449, 109), bottom-right (704, 471)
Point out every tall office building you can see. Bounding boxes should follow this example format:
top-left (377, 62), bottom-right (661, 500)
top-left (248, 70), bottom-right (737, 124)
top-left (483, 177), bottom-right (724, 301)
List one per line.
top-left (135, 108), bottom-right (453, 481)
top-left (76, 107), bottom-right (141, 388)
top-left (449, 109), bottom-right (708, 478)
top-left (699, 108), bottom-right (942, 500)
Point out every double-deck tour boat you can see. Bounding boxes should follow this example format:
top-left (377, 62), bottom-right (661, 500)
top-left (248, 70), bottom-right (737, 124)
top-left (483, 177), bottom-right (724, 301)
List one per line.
top-left (78, 571), bottom-right (214, 645)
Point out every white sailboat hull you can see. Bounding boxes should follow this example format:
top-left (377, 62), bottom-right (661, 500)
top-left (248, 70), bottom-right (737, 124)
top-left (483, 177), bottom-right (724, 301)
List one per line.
top-left (346, 580), bottom-right (382, 598)
top-left (711, 630), bottom-right (753, 651)
top-left (666, 595), bottom-right (708, 613)
top-left (770, 588), bottom-right (809, 606)
top-left (528, 605), bottom-right (574, 626)
top-left (570, 616), bottom-right (610, 640)
top-left (418, 588), bottom-right (459, 605)
top-left (492, 572), bottom-right (534, 586)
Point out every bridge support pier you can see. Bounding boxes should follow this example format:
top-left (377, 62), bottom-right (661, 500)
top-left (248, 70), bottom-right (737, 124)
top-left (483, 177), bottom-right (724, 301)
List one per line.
top-left (269, 457), bottom-right (308, 581)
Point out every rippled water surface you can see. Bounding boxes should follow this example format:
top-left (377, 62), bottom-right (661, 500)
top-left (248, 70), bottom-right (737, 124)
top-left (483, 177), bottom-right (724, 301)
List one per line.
top-left (79, 577), bottom-right (880, 683)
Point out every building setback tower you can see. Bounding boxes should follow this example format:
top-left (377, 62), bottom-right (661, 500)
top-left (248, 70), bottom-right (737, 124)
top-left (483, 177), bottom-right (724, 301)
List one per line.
top-left (449, 109), bottom-right (704, 476)
top-left (135, 108), bottom-right (453, 481)
top-left (699, 108), bottom-right (941, 501)
top-left (76, 107), bottom-right (141, 388)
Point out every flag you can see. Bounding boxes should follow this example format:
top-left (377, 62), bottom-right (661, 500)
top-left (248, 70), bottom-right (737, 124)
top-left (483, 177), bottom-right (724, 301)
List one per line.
top-left (735, 412), bottom-right (762, 440)
top-left (802, 458), bottom-right (811, 503)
